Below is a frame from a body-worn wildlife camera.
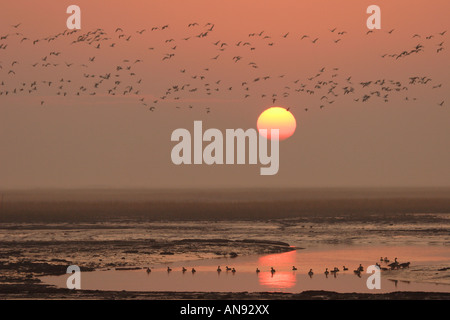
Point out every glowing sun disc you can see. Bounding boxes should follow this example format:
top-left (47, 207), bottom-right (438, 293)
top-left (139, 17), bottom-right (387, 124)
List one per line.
top-left (257, 107), bottom-right (297, 141)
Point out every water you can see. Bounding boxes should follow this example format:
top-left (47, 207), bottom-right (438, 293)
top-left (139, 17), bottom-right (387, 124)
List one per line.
top-left (1, 204), bottom-right (448, 294)
top-left (41, 245), bottom-right (450, 293)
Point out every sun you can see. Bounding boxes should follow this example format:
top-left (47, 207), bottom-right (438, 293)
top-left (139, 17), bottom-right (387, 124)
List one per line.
top-left (257, 107), bottom-right (297, 141)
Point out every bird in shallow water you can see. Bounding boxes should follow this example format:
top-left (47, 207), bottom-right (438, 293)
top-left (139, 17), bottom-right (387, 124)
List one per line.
top-left (399, 262), bottom-right (411, 269)
top-left (388, 258), bottom-right (400, 269)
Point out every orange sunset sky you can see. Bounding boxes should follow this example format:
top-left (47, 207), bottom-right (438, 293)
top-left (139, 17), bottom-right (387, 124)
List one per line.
top-left (0, 0), bottom-right (449, 189)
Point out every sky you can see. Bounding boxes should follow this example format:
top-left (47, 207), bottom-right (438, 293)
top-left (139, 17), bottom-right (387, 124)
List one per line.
top-left (0, 0), bottom-right (449, 189)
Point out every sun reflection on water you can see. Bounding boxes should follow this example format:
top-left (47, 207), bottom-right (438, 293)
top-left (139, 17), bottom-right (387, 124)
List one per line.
top-left (258, 250), bottom-right (297, 288)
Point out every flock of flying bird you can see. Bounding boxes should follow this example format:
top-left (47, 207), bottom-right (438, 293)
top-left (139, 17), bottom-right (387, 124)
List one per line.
top-left (0, 22), bottom-right (447, 113)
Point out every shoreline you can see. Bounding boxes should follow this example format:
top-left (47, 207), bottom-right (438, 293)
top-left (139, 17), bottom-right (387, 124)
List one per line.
top-left (1, 284), bottom-right (450, 300)
top-left (1, 210), bottom-right (449, 299)
top-left (0, 239), bottom-right (297, 298)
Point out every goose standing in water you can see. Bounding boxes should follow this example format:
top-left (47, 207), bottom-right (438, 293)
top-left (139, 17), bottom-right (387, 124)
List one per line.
top-left (146, 267), bottom-right (151, 274)
top-left (232, 268), bottom-right (236, 274)
top-left (256, 268), bottom-right (260, 273)
top-left (270, 267), bottom-right (276, 273)
top-left (292, 266), bottom-right (298, 271)
top-left (399, 262), bottom-right (410, 269)
top-left (343, 266), bottom-right (348, 271)
top-left (182, 267), bottom-right (187, 273)
top-left (191, 268), bottom-right (196, 273)
top-left (324, 268), bottom-right (329, 276)
top-left (308, 269), bottom-right (314, 277)
top-left (388, 258), bottom-right (399, 270)
top-left (217, 266), bottom-right (222, 272)
top-left (167, 267), bottom-right (172, 272)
